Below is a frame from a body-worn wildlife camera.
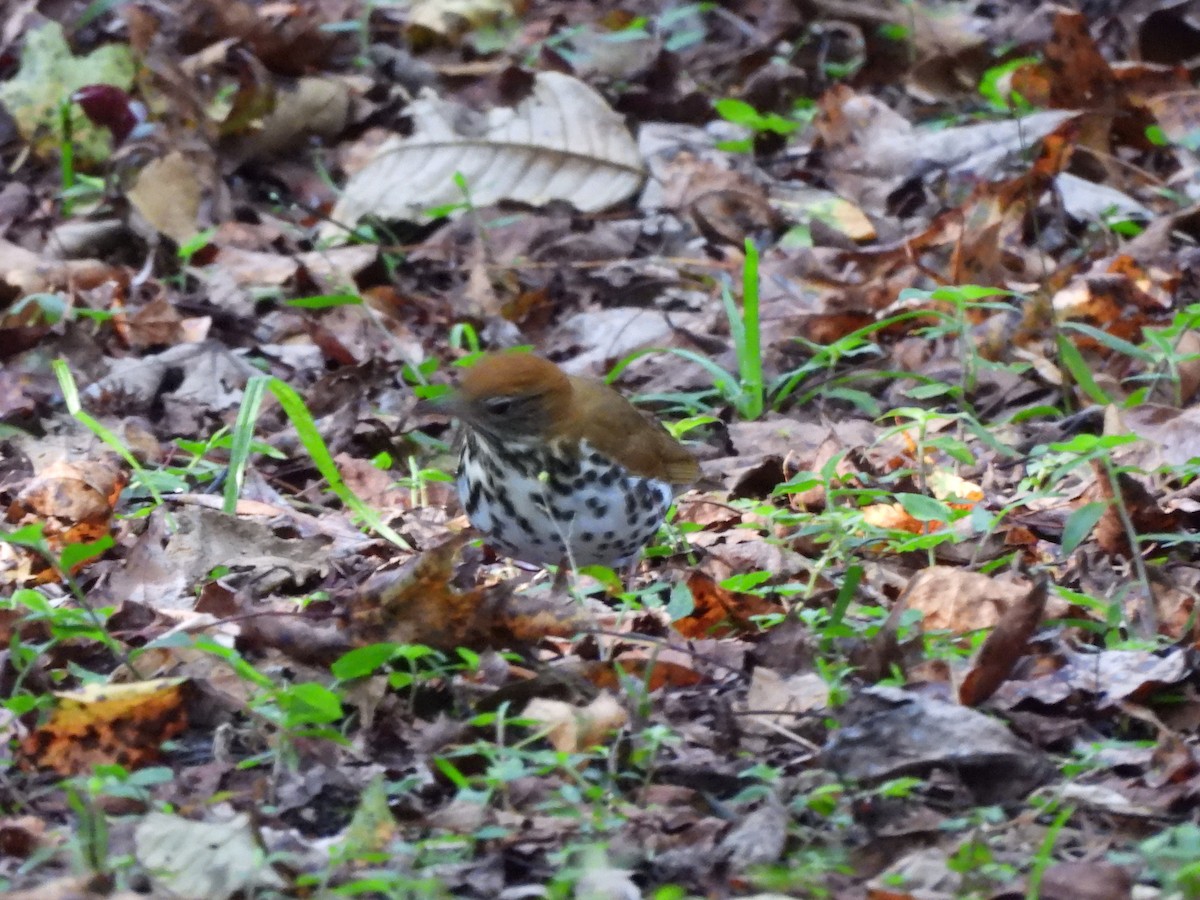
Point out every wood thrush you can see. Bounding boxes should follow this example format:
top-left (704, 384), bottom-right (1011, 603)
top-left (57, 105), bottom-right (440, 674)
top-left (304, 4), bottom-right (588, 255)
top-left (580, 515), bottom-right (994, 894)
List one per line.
top-left (437, 353), bottom-right (699, 568)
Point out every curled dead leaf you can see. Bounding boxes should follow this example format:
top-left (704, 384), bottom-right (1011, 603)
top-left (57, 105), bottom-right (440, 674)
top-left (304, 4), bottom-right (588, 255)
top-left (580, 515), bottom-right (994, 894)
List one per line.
top-left (523, 692), bottom-right (628, 753)
top-left (959, 578), bottom-right (1048, 706)
top-left (350, 535), bottom-right (592, 651)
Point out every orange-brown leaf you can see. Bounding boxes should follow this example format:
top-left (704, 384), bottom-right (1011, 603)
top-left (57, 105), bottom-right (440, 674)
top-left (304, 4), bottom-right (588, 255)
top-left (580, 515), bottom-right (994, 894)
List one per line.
top-left (20, 678), bottom-right (189, 775)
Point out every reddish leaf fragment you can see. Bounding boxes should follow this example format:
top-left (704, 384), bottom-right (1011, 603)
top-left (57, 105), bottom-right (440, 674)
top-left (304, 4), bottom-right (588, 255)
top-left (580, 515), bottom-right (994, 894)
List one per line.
top-left (676, 572), bottom-right (785, 639)
top-left (582, 657), bottom-right (703, 692)
top-left (71, 84), bottom-right (147, 145)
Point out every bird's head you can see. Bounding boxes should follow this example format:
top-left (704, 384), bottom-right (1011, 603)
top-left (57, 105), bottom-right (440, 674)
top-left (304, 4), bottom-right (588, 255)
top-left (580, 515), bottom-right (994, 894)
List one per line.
top-left (434, 353), bottom-right (573, 441)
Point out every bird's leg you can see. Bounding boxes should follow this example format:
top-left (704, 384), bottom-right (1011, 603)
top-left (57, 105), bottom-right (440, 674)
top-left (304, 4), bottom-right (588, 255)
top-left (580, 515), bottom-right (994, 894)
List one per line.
top-left (550, 558), bottom-right (572, 596)
top-left (532, 470), bottom-right (582, 598)
top-left (621, 558), bottom-right (640, 591)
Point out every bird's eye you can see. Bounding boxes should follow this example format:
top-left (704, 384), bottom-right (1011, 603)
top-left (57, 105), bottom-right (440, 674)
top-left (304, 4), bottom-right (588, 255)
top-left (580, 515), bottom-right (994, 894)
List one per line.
top-left (484, 397), bottom-right (513, 415)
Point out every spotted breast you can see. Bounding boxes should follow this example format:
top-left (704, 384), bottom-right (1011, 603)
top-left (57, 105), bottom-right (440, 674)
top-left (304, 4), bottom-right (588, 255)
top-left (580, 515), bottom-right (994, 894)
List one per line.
top-left (438, 353), bottom-right (699, 568)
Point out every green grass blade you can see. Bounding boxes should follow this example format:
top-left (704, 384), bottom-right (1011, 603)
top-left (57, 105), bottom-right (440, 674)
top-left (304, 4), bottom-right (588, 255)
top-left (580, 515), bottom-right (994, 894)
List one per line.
top-left (52, 358), bottom-right (167, 510)
top-left (266, 378), bottom-right (410, 549)
top-left (739, 238), bottom-right (764, 419)
top-left (225, 375), bottom-right (268, 514)
top-left (609, 347), bottom-right (741, 406)
top-left (1056, 334), bottom-right (1113, 405)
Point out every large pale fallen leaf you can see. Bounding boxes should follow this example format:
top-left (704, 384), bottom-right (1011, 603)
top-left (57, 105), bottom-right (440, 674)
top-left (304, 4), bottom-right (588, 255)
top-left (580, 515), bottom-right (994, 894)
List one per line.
top-left (328, 71), bottom-right (644, 234)
top-left (816, 84), bottom-right (1076, 213)
top-left (1056, 172), bottom-right (1152, 223)
top-left (135, 812), bottom-right (285, 900)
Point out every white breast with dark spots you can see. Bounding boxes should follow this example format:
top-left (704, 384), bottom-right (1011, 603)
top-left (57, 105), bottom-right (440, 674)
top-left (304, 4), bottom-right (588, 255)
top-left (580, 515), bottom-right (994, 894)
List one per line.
top-left (457, 434), bottom-right (673, 567)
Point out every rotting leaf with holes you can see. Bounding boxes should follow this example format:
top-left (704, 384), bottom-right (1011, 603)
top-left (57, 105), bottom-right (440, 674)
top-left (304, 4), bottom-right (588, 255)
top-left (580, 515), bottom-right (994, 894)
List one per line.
top-left (3, 457), bottom-right (126, 587)
top-left (19, 678), bottom-right (190, 776)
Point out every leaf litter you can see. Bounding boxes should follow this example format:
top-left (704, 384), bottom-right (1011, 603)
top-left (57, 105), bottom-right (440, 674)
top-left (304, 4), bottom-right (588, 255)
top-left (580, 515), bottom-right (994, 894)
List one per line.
top-left (5, 0), bottom-right (1200, 897)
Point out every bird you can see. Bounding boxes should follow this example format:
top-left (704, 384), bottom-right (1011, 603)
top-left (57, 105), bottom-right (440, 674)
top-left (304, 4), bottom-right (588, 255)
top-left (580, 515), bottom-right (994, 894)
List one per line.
top-left (433, 353), bottom-right (699, 569)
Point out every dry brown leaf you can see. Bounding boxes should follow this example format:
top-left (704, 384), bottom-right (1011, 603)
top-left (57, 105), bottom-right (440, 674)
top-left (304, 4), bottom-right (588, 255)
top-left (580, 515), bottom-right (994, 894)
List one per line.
top-left (0, 816), bottom-right (50, 861)
top-left (0, 877), bottom-right (146, 900)
top-left (860, 502), bottom-right (922, 534)
top-left (4, 456), bottom-right (125, 586)
top-left (1035, 860), bottom-right (1132, 900)
top-left (737, 667), bottom-right (829, 734)
top-left (581, 656), bottom-right (704, 692)
top-left (650, 151), bottom-right (780, 245)
top-left (815, 83), bottom-right (1075, 214)
top-left (224, 75), bottom-right (352, 163)
top-left (210, 245), bottom-right (300, 288)
top-left (905, 566), bottom-right (1032, 634)
top-left (0, 237), bottom-right (120, 297)
top-left (126, 296), bottom-right (206, 348)
top-left (1087, 461), bottom-right (1179, 562)
top-left (176, 0), bottom-right (341, 75)
top-left (297, 244), bottom-right (379, 293)
top-left (125, 150), bottom-right (206, 244)
top-left (991, 646), bottom-right (1191, 712)
top-left (350, 535), bottom-right (592, 651)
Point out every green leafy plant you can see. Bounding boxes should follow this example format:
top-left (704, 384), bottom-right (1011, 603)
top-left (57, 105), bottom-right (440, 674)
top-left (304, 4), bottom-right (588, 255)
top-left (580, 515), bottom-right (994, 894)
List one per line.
top-left (776, 286), bottom-right (1028, 422)
top-left (1124, 303), bottom-right (1200, 406)
top-left (1138, 823), bottom-right (1200, 897)
top-left (775, 311), bottom-right (934, 414)
top-left (978, 57), bottom-right (1038, 114)
top-left (192, 638), bottom-right (347, 774)
top-left (612, 239), bottom-right (764, 419)
top-left (1147, 120), bottom-right (1200, 153)
top-left (176, 226), bottom-right (216, 266)
top-left (936, 806), bottom-right (1018, 892)
top-left (0, 525), bottom-right (135, 686)
top-left (226, 374), bottom-right (409, 547)
top-left (332, 642), bottom-right (480, 715)
top-left (1035, 431), bottom-right (1159, 635)
top-left (53, 360), bottom-right (172, 511)
top-left (284, 293), bottom-right (363, 310)
top-left (714, 97), bottom-right (813, 153)
top-left (395, 456), bottom-right (455, 509)
top-left (4, 292), bottom-right (115, 328)
top-left (900, 285), bottom-right (1017, 403)
top-left (57, 100), bottom-right (105, 214)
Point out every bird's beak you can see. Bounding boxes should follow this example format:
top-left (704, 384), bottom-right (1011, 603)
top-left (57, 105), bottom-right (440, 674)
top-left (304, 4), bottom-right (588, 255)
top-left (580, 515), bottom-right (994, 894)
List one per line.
top-left (413, 390), bottom-right (464, 420)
